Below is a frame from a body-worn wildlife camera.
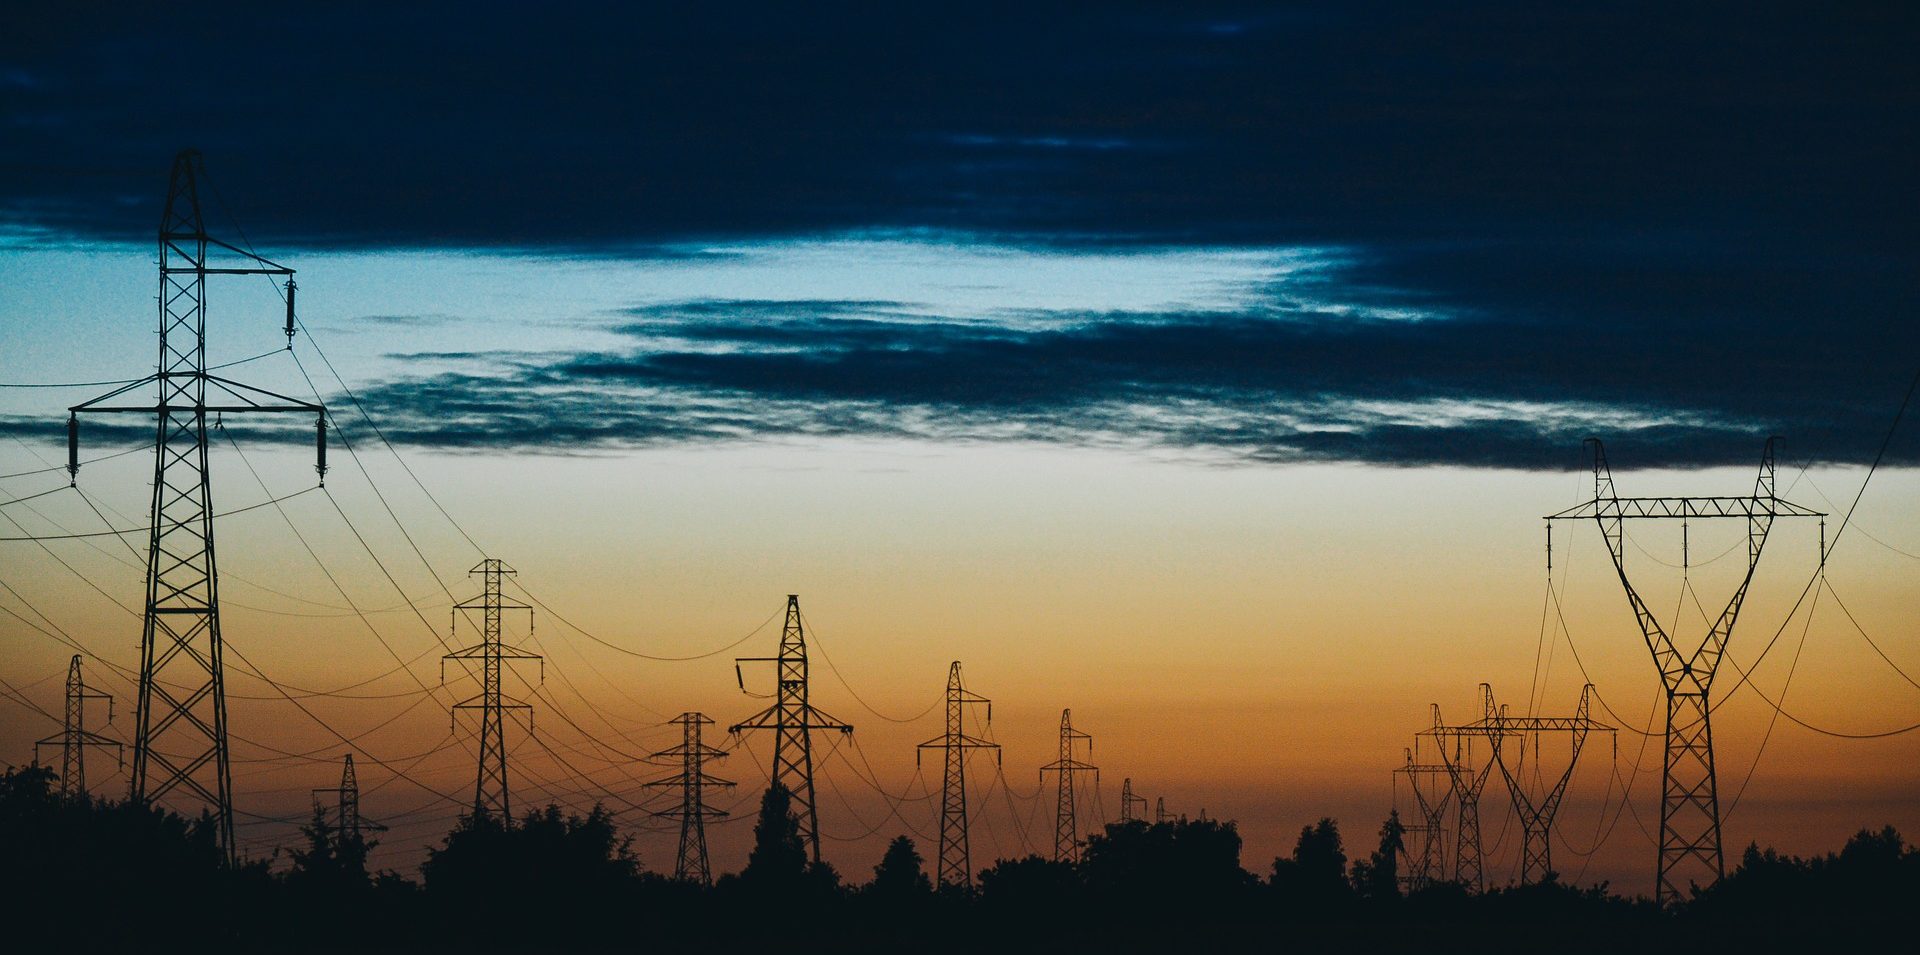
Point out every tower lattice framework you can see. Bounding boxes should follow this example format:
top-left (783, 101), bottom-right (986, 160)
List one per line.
top-left (34, 655), bottom-right (121, 799)
top-left (1040, 708), bottom-right (1097, 863)
top-left (916, 661), bottom-right (999, 889)
top-left (67, 150), bottom-right (325, 862)
top-left (731, 595), bottom-right (852, 865)
top-left (1548, 438), bottom-right (1819, 902)
top-left (1118, 777), bottom-right (1147, 823)
top-left (444, 559), bottom-right (541, 823)
top-left (1395, 746), bottom-right (1453, 892)
top-left (1423, 700), bottom-right (1496, 891)
top-left (647, 712), bottom-right (733, 885)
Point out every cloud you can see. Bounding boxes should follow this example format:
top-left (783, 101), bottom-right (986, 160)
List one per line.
top-left (328, 290), bottom-right (1915, 469)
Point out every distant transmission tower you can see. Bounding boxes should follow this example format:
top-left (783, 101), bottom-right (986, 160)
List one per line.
top-left (1118, 777), bottom-right (1147, 823)
top-left (1395, 746), bottom-right (1453, 892)
top-left (33, 655), bottom-right (121, 798)
top-left (444, 559), bottom-right (541, 823)
top-left (1424, 698), bottom-right (1497, 891)
top-left (1468, 684), bottom-right (1614, 884)
top-left (647, 712), bottom-right (734, 885)
top-left (1039, 708), bottom-right (1097, 863)
top-left (1548, 438), bottom-right (1818, 902)
top-left (731, 595), bottom-right (853, 865)
top-left (311, 754), bottom-right (384, 840)
top-left (916, 662), bottom-right (999, 889)
top-left (67, 150), bottom-right (325, 862)
top-left (1154, 796), bottom-right (1172, 825)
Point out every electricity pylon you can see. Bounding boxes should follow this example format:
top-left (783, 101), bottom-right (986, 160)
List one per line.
top-left (1395, 745), bottom-right (1453, 892)
top-left (34, 655), bottom-right (121, 798)
top-left (444, 559), bottom-right (541, 824)
top-left (916, 662), bottom-right (999, 890)
top-left (1154, 797), bottom-right (1172, 825)
top-left (1118, 778), bottom-right (1147, 823)
top-left (311, 754), bottom-right (384, 840)
top-left (1423, 699), bottom-right (1497, 891)
top-left (1039, 708), bottom-right (1097, 863)
top-left (1462, 684), bottom-right (1614, 885)
top-left (1548, 438), bottom-right (1820, 902)
top-left (646, 712), bottom-right (733, 886)
top-left (731, 595), bottom-right (853, 866)
top-left (66, 150), bottom-right (325, 862)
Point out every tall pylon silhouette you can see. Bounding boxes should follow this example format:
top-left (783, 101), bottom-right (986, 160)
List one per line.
top-left (732, 595), bottom-right (852, 865)
top-left (34, 655), bottom-right (121, 798)
top-left (647, 712), bottom-right (734, 885)
top-left (1548, 438), bottom-right (1818, 902)
top-left (1039, 708), bottom-right (1097, 863)
top-left (1479, 684), bottom-right (1613, 885)
top-left (67, 150), bottom-right (326, 862)
top-left (1118, 778), bottom-right (1147, 823)
top-left (444, 559), bottom-right (541, 824)
top-left (916, 662), bottom-right (999, 890)
top-left (1155, 796), bottom-right (1172, 825)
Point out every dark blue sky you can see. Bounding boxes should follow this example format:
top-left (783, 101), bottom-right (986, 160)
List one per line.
top-left (3, 2), bottom-right (1915, 467)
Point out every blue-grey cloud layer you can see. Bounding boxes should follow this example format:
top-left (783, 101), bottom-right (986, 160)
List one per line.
top-left (3, 2), bottom-right (1914, 467)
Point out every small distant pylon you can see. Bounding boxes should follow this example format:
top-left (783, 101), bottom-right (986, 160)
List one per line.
top-left (916, 662), bottom-right (999, 890)
top-left (731, 595), bottom-right (853, 866)
top-left (1039, 708), bottom-right (1097, 863)
top-left (1468, 684), bottom-right (1615, 884)
top-left (444, 559), bottom-right (541, 824)
top-left (1424, 699), bottom-right (1496, 892)
top-left (1155, 796), bottom-right (1172, 825)
top-left (1118, 778), bottom-right (1148, 823)
top-left (34, 655), bottom-right (121, 798)
top-left (1396, 745), bottom-right (1454, 892)
top-left (646, 713), bottom-right (733, 885)
top-left (311, 754), bottom-right (384, 840)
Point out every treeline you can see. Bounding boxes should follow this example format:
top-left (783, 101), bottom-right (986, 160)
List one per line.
top-left (1, 765), bottom-right (1911, 952)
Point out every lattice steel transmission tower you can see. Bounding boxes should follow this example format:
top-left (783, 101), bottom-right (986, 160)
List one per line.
top-left (1395, 746), bottom-right (1453, 892)
top-left (647, 712), bottom-right (734, 885)
top-left (915, 662), bottom-right (999, 890)
top-left (731, 595), bottom-right (852, 865)
top-left (1040, 708), bottom-right (1097, 863)
top-left (1118, 777), bottom-right (1147, 823)
top-left (66, 150), bottom-right (325, 862)
top-left (1423, 697), bottom-right (1497, 891)
top-left (444, 559), bottom-right (541, 823)
top-left (34, 655), bottom-right (121, 798)
top-left (1459, 684), bottom-right (1614, 885)
top-left (1548, 438), bottom-right (1819, 902)
top-left (1154, 796), bottom-right (1172, 825)
top-left (311, 754), bottom-right (383, 840)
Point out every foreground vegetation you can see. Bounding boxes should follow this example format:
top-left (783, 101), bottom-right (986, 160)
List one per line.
top-left (1, 766), bottom-right (1909, 952)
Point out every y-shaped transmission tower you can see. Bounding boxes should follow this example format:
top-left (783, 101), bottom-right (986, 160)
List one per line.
top-left (1040, 708), bottom-right (1097, 863)
top-left (1118, 778), bottom-right (1148, 823)
top-left (916, 662), bottom-right (999, 890)
top-left (1395, 746), bottom-right (1454, 892)
top-left (311, 754), bottom-right (384, 841)
top-left (732, 595), bottom-right (852, 866)
top-left (647, 712), bottom-right (733, 885)
top-left (67, 150), bottom-right (326, 861)
top-left (444, 559), bottom-right (541, 824)
top-left (1548, 438), bottom-right (1819, 902)
top-left (1465, 684), bottom-right (1613, 885)
top-left (34, 655), bottom-right (121, 799)
top-left (1423, 700), bottom-right (1497, 891)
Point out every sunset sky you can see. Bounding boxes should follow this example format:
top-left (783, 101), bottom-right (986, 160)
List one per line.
top-left (2, 3), bottom-right (1916, 896)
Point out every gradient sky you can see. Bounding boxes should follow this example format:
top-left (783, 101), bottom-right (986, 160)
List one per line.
top-left (2, 2), bottom-right (1917, 895)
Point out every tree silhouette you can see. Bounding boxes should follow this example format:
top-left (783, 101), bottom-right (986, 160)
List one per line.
top-left (1271, 817), bottom-right (1350, 907)
top-left (286, 805), bottom-right (374, 897)
top-left (741, 782), bottom-right (808, 891)
top-left (868, 834), bottom-right (932, 898)
top-left (1349, 809), bottom-right (1405, 900)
